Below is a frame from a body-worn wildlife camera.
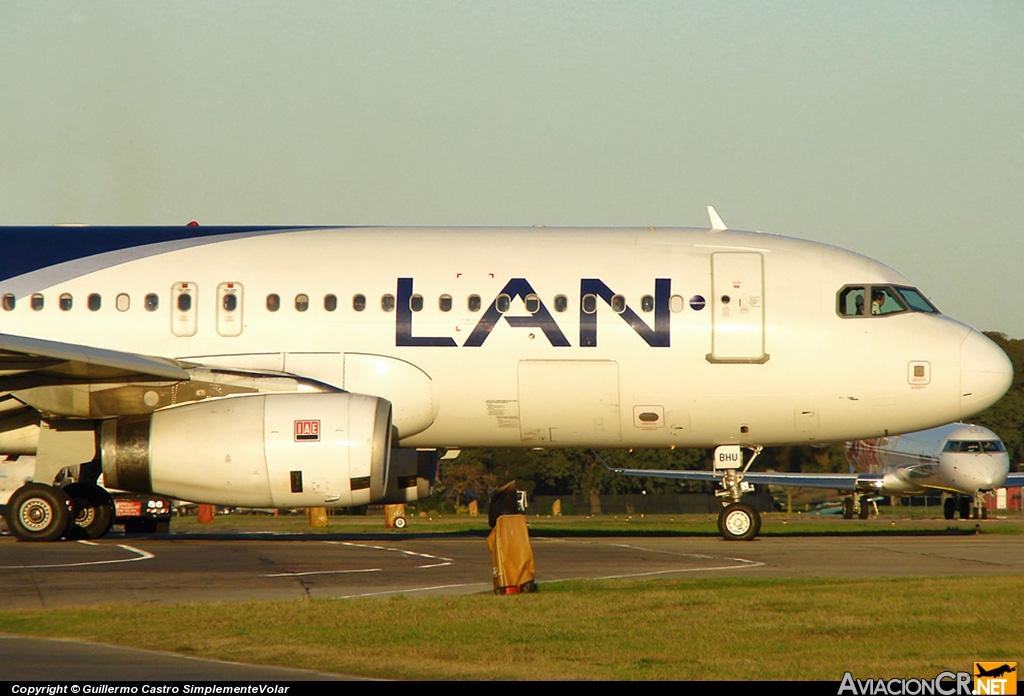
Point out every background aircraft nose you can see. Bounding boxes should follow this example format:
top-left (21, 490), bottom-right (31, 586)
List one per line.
top-left (960, 330), bottom-right (1013, 417)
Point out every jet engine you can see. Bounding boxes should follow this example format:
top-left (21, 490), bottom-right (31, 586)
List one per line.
top-left (100, 392), bottom-right (395, 508)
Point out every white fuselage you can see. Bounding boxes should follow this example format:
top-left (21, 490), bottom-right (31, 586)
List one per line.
top-left (0, 225), bottom-right (1012, 453)
top-left (845, 423), bottom-right (1010, 495)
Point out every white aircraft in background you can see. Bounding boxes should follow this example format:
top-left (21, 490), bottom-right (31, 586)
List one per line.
top-left (0, 208), bottom-right (1012, 542)
top-left (606, 423), bottom-right (1022, 535)
top-left (844, 422), bottom-right (1021, 520)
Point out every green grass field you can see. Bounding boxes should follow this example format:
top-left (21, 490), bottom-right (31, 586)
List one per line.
top-left (1, 576), bottom-right (1020, 680)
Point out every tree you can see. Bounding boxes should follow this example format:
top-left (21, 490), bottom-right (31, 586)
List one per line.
top-left (970, 333), bottom-right (1024, 469)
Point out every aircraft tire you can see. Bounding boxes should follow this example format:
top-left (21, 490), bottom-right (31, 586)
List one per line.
top-left (943, 497), bottom-right (956, 520)
top-left (842, 498), bottom-right (855, 519)
top-left (718, 502), bottom-right (760, 541)
top-left (858, 496), bottom-right (870, 519)
top-left (4, 483), bottom-right (72, 542)
top-left (958, 498), bottom-right (971, 520)
top-left (63, 483), bottom-right (115, 540)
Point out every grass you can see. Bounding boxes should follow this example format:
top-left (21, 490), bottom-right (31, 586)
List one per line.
top-left (1, 576), bottom-right (1021, 680)
top-left (3, 511), bottom-right (1022, 679)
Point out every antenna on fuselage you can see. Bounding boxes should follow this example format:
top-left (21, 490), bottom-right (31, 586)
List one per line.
top-left (707, 205), bottom-right (727, 233)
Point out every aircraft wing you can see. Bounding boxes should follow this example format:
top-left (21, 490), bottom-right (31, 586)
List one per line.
top-left (0, 333), bottom-right (190, 385)
top-left (1004, 473), bottom-right (1024, 488)
top-left (605, 464), bottom-right (877, 491)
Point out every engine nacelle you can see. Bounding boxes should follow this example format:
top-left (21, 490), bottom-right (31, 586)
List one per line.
top-left (101, 392), bottom-right (393, 509)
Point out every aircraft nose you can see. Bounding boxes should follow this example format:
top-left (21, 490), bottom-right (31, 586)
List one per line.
top-left (950, 455), bottom-right (1009, 491)
top-left (960, 330), bottom-right (1013, 417)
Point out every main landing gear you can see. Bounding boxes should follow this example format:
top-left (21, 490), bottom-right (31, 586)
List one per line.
top-left (943, 493), bottom-right (988, 521)
top-left (842, 495), bottom-right (872, 519)
top-left (713, 446), bottom-right (764, 541)
top-left (4, 481), bottom-right (116, 542)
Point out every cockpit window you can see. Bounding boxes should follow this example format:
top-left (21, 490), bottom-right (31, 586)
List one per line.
top-left (869, 287), bottom-right (905, 315)
top-left (837, 285), bottom-right (937, 318)
top-left (894, 286), bottom-right (938, 313)
top-left (942, 440), bottom-right (1006, 453)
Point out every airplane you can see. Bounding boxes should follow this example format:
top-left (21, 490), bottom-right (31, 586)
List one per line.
top-left (0, 208), bottom-right (1012, 542)
top-left (844, 422), bottom-right (1021, 520)
top-left (975, 664), bottom-right (1017, 679)
top-left (604, 422), bottom-right (1023, 533)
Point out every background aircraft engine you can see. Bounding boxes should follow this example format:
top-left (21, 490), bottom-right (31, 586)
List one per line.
top-left (101, 392), bottom-right (393, 509)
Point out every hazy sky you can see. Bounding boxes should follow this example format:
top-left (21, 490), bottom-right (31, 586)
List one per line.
top-left (1, 1), bottom-right (1021, 335)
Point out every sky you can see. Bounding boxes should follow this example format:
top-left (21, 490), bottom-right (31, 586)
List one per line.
top-left (1, 1), bottom-right (1021, 335)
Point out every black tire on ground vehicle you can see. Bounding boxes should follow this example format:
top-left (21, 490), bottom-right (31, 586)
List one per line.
top-left (717, 502), bottom-right (761, 541)
top-left (63, 482), bottom-right (115, 540)
top-left (4, 483), bottom-right (72, 542)
top-left (153, 520), bottom-right (170, 534)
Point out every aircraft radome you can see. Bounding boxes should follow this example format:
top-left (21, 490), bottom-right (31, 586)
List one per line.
top-left (607, 422), bottom-right (1022, 535)
top-left (0, 208), bottom-right (1012, 542)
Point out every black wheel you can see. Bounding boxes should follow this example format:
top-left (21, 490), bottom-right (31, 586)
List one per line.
top-left (153, 520), bottom-right (170, 534)
top-left (858, 496), bottom-right (870, 519)
top-left (394, 516), bottom-right (407, 529)
top-left (842, 497), bottom-right (855, 519)
top-left (63, 483), bottom-right (115, 540)
top-left (4, 484), bottom-right (71, 542)
top-left (717, 502), bottom-right (761, 541)
top-left (943, 497), bottom-right (956, 520)
top-left (958, 498), bottom-right (971, 520)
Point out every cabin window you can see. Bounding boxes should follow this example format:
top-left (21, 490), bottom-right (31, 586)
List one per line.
top-left (266, 294), bottom-right (280, 312)
top-left (468, 295), bottom-right (482, 312)
top-left (216, 283), bottom-right (243, 337)
top-left (410, 294), bottom-right (423, 312)
top-left (59, 293), bottom-right (73, 311)
top-left (87, 293), bottom-right (101, 311)
top-left (352, 294), bottom-right (366, 312)
top-left (581, 294), bottom-right (597, 314)
top-left (611, 294), bottom-right (626, 314)
top-left (554, 295), bottom-right (568, 312)
top-left (524, 294), bottom-right (540, 314)
top-left (439, 295), bottom-right (452, 312)
top-left (670, 295), bottom-right (685, 313)
top-left (295, 294), bottom-right (309, 312)
top-left (381, 294), bottom-right (395, 312)
top-left (31, 294), bottom-right (44, 311)
top-left (2, 294), bottom-right (15, 311)
top-left (144, 294), bottom-right (159, 311)
top-left (641, 295), bottom-right (654, 312)
top-left (324, 294), bottom-right (337, 312)
top-left (495, 294), bottom-right (511, 312)
top-left (171, 282), bottom-right (198, 337)
top-left (116, 294), bottom-right (130, 311)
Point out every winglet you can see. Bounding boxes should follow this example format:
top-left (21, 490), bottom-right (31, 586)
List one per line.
top-left (707, 205), bottom-right (727, 232)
